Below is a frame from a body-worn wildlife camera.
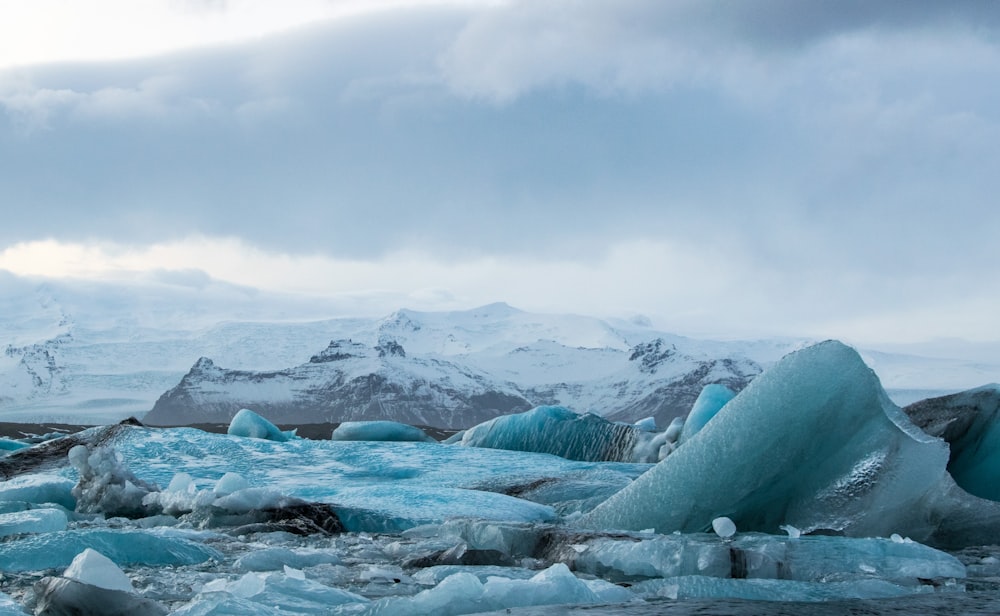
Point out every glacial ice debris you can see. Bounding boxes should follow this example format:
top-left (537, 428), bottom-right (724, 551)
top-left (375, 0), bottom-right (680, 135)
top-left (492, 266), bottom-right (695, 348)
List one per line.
top-left (63, 548), bottom-right (134, 593)
top-left (630, 576), bottom-right (942, 602)
top-left (331, 421), bottom-right (436, 442)
top-left (69, 444), bottom-right (159, 518)
top-left (35, 550), bottom-right (169, 616)
top-left (458, 405), bottom-right (666, 463)
top-left (712, 516), bottom-right (736, 539)
top-left (579, 341), bottom-right (982, 542)
top-left (349, 563), bottom-right (633, 616)
top-left (177, 569), bottom-right (367, 614)
top-left (427, 519), bottom-right (964, 588)
top-left (33, 576), bottom-right (168, 616)
top-left (227, 408), bottom-right (297, 442)
top-left (904, 384), bottom-right (1000, 501)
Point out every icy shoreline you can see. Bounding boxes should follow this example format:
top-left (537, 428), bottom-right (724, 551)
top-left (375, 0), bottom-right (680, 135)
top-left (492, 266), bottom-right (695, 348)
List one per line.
top-left (1, 341), bottom-right (999, 614)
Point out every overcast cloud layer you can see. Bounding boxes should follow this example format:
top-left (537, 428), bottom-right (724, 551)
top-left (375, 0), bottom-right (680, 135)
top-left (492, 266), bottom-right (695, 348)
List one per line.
top-left (1, 1), bottom-right (998, 343)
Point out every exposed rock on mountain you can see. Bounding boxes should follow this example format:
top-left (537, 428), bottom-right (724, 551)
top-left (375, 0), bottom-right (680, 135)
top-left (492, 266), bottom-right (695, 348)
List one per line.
top-left (145, 336), bottom-right (762, 429)
top-left (144, 340), bottom-right (534, 428)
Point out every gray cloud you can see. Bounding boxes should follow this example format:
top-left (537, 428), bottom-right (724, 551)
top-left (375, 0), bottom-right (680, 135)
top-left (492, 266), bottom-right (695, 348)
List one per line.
top-left (0, 1), bottom-right (997, 286)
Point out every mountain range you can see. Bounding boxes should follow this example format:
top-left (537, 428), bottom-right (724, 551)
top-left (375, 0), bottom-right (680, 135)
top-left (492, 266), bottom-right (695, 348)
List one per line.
top-left (2, 275), bottom-right (998, 427)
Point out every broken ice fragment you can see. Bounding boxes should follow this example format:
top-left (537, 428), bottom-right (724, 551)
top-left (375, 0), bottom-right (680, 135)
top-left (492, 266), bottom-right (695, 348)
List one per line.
top-left (712, 516), bottom-right (736, 538)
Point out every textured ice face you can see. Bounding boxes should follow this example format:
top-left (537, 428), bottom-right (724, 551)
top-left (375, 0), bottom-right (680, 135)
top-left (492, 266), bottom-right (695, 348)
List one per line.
top-left (580, 341), bottom-right (954, 541)
top-left (458, 405), bottom-right (661, 463)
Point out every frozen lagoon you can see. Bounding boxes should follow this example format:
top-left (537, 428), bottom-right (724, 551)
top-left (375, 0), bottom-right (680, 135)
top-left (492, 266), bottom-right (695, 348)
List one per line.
top-left (0, 341), bottom-right (998, 614)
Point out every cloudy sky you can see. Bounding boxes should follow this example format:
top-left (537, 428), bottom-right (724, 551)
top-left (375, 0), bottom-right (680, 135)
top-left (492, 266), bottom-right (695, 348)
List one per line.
top-left (1, 0), bottom-right (998, 344)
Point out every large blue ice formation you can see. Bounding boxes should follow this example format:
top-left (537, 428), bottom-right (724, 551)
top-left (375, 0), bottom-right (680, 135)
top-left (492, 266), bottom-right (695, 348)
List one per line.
top-left (580, 340), bottom-right (1000, 547)
top-left (0, 528), bottom-right (220, 571)
top-left (678, 384), bottom-right (735, 444)
top-left (904, 384), bottom-right (1000, 501)
top-left (227, 408), bottom-right (297, 442)
top-left (458, 405), bottom-right (662, 463)
top-left (331, 421), bottom-right (435, 442)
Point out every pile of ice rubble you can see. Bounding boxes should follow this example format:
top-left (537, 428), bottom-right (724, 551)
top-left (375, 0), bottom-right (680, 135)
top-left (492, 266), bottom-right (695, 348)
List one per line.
top-left (0, 341), bottom-right (998, 614)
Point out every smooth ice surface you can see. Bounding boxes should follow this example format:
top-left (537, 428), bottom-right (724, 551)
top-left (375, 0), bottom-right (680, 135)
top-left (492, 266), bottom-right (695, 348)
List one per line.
top-left (556, 532), bottom-right (965, 585)
top-left (104, 427), bottom-right (622, 531)
top-left (0, 473), bottom-right (76, 509)
top-left (331, 421), bottom-right (435, 442)
top-left (235, 547), bottom-right (342, 571)
top-left (631, 576), bottom-right (940, 601)
top-left (581, 341), bottom-right (955, 541)
top-left (0, 507), bottom-right (67, 538)
top-left (459, 405), bottom-right (655, 463)
top-left (712, 516), bottom-right (736, 538)
top-left (0, 528), bottom-right (221, 571)
top-left (227, 408), bottom-right (296, 442)
top-left (679, 384), bottom-right (735, 444)
top-left (64, 548), bottom-right (134, 593)
top-left (0, 438), bottom-right (27, 452)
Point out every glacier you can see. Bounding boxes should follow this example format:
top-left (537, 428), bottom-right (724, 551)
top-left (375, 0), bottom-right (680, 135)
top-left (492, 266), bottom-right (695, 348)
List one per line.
top-left (0, 340), bottom-right (998, 613)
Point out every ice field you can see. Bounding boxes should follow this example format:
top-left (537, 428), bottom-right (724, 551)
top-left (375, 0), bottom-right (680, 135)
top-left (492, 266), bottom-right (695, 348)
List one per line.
top-left (0, 341), bottom-right (999, 614)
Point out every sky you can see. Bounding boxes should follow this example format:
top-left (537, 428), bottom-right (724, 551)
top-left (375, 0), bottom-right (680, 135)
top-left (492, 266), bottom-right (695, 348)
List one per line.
top-left (1, 0), bottom-right (998, 345)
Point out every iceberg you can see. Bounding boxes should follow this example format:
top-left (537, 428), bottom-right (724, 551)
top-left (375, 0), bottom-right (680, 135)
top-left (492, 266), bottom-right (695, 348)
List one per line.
top-left (904, 385), bottom-right (1000, 501)
top-left (0, 528), bottom-right (221, 571)
top-left (0, 507), bottom-right (68, 538)
top-left (678, 384), bottom-right (735, 444)
top-left (227, 409), bottom-right (297, 442)
top-left (580, 341), bottom-right (995, 545)
top-left (458, 405), bottom-right (663, 463)
top-left (0, 473), bottom-right (76, 509)
top-left (331, 421), bottom-right (436, 442)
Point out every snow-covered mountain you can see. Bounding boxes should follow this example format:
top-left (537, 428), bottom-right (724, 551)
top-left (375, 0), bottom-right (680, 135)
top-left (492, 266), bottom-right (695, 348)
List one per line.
top-left (1, 274), bottom-right (997, 426)
top-left (143, 334), bottom-right (763, 428)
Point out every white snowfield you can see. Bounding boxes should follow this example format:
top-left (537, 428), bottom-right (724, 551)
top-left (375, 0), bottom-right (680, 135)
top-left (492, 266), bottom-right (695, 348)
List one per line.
top-left (1, 277), bottom-right (995, 425)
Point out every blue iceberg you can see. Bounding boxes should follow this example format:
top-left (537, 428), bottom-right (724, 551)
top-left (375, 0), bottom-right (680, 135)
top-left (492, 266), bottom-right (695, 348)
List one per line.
top-left (331, 421), bottom-right (435, 442)
top-left (0, 528), bottom-right (221, 572)
top-left (580, 341), bottom-right (1000, 546)
top-left (458, 405), bottom-right (661, 463)
top-left (227, 409), bottom-right (297, 442)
